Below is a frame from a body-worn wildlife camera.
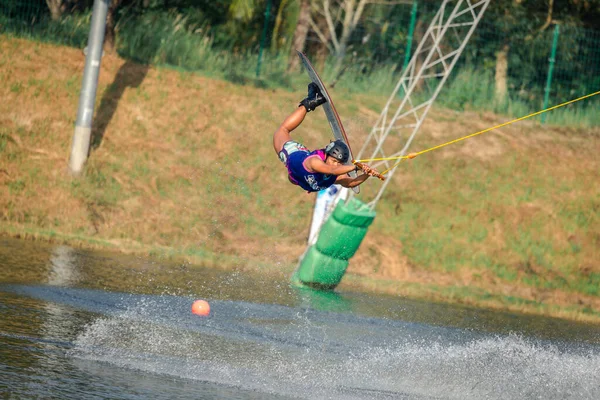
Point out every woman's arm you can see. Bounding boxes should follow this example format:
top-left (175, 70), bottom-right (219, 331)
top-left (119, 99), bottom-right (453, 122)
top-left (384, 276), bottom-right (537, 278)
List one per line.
top-left (305, 157), bottom-right (357, 176)
top-left (335, 172), bottom-right (370, 188)
top-left (336, 163), bottom-right (381, 188)
top-left (306, 157), bottom-right (380, 188)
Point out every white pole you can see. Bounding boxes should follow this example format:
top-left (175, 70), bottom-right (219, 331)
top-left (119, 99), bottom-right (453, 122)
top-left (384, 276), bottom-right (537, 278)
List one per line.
top-left (68, 0), bottom-right (110, 176)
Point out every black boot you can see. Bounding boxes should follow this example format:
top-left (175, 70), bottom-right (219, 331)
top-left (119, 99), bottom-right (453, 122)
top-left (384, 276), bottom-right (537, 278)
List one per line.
top-left (299, 82), bottom-right (327, 112)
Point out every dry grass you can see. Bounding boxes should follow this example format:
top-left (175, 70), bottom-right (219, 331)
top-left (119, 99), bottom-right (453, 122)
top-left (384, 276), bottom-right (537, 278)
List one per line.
top-left (1, 36), bottom-right (600, 322)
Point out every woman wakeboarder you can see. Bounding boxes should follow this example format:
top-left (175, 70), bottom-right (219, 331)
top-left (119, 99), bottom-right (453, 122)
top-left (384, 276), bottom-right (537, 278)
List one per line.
top-left (273, 83), bottom-right (379, 193)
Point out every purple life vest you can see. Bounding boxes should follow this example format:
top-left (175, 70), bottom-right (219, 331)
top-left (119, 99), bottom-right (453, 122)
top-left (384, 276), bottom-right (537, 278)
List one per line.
top-left (286, 149), bottom-right (337, 193)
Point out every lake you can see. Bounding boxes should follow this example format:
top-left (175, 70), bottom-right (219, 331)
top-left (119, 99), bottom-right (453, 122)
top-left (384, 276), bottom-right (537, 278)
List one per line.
top-left (1, 237), bottom-right (599, 399)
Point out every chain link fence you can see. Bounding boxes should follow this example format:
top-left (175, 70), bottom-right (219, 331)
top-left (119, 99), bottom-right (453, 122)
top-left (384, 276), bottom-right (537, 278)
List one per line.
top-left (2, 0), bottom-right (599, 125)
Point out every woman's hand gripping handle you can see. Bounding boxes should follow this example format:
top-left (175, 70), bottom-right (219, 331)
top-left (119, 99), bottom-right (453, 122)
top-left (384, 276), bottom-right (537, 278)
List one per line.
top-left (353, 161), bottom-right (385, 181)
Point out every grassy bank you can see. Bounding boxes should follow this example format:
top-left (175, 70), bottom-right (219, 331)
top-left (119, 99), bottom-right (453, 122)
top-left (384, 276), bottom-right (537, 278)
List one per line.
top-left (1, 36), bottom-right (599, 323)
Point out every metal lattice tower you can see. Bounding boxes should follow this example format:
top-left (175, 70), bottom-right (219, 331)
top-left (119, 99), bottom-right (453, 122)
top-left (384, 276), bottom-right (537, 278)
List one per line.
top-left (354, 0), bottom-right (491, 209)
top-left (295, 0), bottom-right (492, 289)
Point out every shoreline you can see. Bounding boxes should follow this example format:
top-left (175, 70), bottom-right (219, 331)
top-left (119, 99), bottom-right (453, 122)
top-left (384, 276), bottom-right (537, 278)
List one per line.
top-left (3, 227), bottom-right (600, 325)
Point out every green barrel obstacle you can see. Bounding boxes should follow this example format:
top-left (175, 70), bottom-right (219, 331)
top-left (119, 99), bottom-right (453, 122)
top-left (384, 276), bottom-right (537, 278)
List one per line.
top-left (291, 197), bottom-right (376, 290)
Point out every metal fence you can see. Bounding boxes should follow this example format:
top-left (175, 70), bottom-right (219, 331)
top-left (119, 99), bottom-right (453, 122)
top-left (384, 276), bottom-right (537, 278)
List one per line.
top-left (2, 0), bottom-right (599, 120)
top-left (317, 2), bottom-right (600, 113)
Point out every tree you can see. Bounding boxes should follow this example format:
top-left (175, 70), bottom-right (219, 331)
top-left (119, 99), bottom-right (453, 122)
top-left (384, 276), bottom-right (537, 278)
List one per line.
top-left (46, 0), bottom-right (68, 20)
top-left (308, 0), bottom-right (409, 79)
top-left (309, 0), bottom-right (368, 76)
top-left (229, 0), bottom-right (261, 20)
top-left (46, 0), bottom-right (87, 20)
top-left (287, 0), bottom-right (311, 72)
top-left (104, 0), bottom-right (125, 53)
top-left (271, 0), bottom-right (290, 50)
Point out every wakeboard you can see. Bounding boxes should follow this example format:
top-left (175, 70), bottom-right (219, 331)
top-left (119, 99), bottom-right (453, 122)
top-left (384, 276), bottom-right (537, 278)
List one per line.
top-left (297, 51), bottom-right (360, 194)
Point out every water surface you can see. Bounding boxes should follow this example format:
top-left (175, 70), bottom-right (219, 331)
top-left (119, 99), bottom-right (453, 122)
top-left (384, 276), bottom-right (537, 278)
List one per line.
top-left (1, 237), bottom-right (599, 399)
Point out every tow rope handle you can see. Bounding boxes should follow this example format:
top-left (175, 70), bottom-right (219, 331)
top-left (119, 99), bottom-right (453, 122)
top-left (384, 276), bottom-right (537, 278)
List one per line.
top-left (353, 161), bottom-right (386, 181)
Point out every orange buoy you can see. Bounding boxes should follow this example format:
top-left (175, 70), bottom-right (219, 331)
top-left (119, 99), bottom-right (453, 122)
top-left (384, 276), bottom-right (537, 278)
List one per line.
top-left (191, 299), bottom-right (210, 316)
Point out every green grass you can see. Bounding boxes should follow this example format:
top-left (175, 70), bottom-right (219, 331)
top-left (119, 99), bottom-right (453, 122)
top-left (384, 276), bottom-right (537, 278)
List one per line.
top-left (371, 138), bottom-right (598, 296)
top-left (0, 13), bottom-right (90, 48)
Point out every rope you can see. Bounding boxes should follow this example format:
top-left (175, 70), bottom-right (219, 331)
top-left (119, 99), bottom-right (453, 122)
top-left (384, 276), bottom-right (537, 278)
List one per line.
top-left (354, 90), bottom-right (600, 175)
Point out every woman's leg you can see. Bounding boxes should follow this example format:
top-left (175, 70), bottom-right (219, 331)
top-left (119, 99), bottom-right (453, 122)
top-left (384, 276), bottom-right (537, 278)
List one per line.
top-left (272, 106), bottom-right (307, 154)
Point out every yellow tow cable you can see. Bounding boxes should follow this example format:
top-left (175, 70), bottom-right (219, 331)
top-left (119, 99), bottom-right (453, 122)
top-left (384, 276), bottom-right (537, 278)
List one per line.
top-left (354, 90), bottom-right (600, 176)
